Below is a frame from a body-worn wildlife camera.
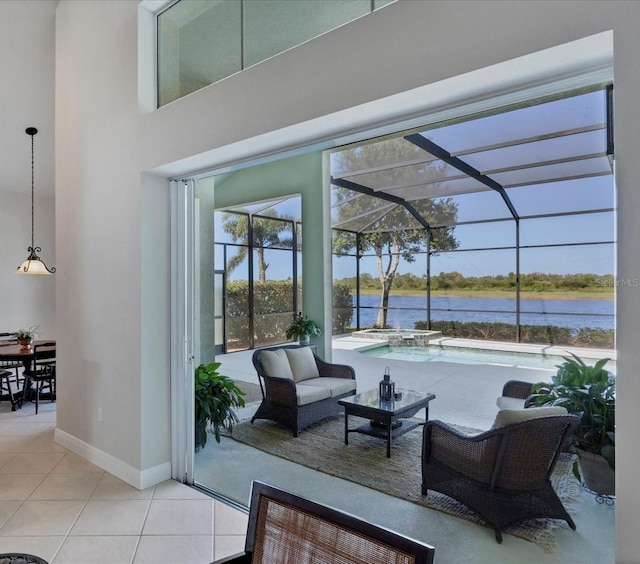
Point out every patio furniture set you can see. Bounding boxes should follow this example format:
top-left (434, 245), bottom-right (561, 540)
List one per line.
top-left (250, 345), bottom-right (579, 546)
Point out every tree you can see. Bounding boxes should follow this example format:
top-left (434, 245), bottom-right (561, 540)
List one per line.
top-left (332, 138), bottom-right (459, 327)
top-left (221, 210), bottom-right (294, 281)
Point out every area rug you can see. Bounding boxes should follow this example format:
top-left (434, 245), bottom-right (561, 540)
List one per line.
top-left (234, 381), bottom-right (263, 406)
top-left (227, 416), bottom-right (580, 552)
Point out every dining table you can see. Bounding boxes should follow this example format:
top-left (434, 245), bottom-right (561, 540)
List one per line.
top-left (0, 340), bottom-right (56, 410)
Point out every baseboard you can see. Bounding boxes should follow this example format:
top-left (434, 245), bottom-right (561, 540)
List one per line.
top-left (54, 428), bottom-right (172, 490)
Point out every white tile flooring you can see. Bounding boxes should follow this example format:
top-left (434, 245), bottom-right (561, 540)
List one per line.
top-left (0, 401), bottom-right (248, 564)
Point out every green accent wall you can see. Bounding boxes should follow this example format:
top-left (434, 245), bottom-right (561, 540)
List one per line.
top-left (214, 151), bottom-right (332, 357)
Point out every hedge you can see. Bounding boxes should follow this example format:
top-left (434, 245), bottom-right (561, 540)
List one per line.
top-left (225, 280), bottom-right (354, 348)
top-left (414, 320), bottom-right (614, 348)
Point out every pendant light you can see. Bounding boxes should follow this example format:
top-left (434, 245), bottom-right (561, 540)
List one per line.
top-left (17, 127), bottom-right (55, 274)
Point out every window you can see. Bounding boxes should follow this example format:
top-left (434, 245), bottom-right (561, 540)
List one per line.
top-left (157, 0), bottom-right (395, 107)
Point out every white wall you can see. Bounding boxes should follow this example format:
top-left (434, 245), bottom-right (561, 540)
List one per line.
top-left (51, 0), bottom-right (639, 559)
top-left (55, 0), bottom-right (147, 483)
top-left (0, 1), bottom-right (56, 337)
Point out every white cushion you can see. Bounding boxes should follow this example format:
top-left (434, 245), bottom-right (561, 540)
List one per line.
top-left (491, 406), bottom-right (568, 429)
top-left (296, 383), bottom-right (331, 406)
top-left (285, 347), bottom-right (320, 383)
top-left (260, 349), bottom-right (293, 380)
top-left (496, 396), bottom-right (527, 410)
top-left (300, 377), bottom-right (356, 397)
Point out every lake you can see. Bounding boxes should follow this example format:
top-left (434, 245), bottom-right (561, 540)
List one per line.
top-left (351, 294), bottom-right (614, 330)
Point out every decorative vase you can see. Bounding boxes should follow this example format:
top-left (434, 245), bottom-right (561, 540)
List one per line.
top-left (18, 338), bottom-right (32, 348)
top-left (575, 448), bottom-right (615, 496)
top-left (299, 335), bottom-right (310, 346)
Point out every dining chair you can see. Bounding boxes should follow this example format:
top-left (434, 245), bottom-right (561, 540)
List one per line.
top-left (0, 332), bottom-right (24, 411)
top-left (212, 481), bottom-right (435, 563)
top-left (22, 341), bottom-right (56, 414)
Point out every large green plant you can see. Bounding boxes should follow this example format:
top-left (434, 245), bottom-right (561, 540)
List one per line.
top-left (532, 353), bottom-right (615, 476)
top-left (194, 362), bottom-right (245, 448)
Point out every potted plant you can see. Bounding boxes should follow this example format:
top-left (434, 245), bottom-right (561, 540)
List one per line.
top-left (12, 325), bottom-right (38, 347)
top-left (285, 312), bottom-right (321, 346)
top-left (194, 362), bottom-right (245, 451)
top-left (532, 353), bottom-right (615, 495)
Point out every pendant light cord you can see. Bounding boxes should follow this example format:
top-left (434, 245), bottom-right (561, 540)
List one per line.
top-left (17, 126), bottom-right (55, 273)
top-left (30, 131), bottom-right (35, 251)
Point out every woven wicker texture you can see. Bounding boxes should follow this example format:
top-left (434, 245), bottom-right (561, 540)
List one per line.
top-left (422, 415), bottom-right (580, 543)
top-left (253, 497), bottom-right (415, 564)
top-left (501, 380), bottom-right (535, 399)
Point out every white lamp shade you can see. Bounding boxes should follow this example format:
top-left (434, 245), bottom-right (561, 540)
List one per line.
top-left (16, 258), bottom-right (52, 275)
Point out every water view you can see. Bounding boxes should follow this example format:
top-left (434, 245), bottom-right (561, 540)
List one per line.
top-left (352, 294), bottom-right (614, 330)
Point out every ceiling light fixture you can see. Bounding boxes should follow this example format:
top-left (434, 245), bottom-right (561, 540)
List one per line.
top-left (16, 127), bottom-right (55, 274)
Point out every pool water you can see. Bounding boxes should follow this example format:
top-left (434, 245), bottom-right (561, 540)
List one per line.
top-left (361, 345), bottom-right (615, 371)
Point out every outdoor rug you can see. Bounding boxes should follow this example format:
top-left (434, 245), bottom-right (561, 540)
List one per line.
top-left (234, 381), bottom-right (264, 406)
top-left (227, 415), bottom-right (581, 552)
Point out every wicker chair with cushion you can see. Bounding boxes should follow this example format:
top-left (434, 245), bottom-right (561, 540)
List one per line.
top-left (496, 379), bottom-right (547, 410)
top-left (252, 345), bottom-right (356, 437)
top-left (421, 407), bottom-right (580, 543)
top-left (212, 481), bottom-right (435, 564)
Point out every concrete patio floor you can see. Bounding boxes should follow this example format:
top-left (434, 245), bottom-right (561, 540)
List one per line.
top-left (195, 338), bottom-right (615, 563)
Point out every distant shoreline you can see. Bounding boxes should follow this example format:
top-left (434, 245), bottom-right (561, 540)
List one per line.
top-left (355, 289), bottom-right (614, 301)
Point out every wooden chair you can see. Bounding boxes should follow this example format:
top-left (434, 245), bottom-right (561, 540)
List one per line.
top-left (22, 341), bottom-right (56, 414)
top-left (422, 414), bottom-right (579, 543)
top-left (212, 481), bottom-right (435, 564)
top-left (0, 332), bottom-right (24, 411)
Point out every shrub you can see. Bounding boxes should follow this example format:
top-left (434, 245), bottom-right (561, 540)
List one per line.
top-left (333, 282), bottom-right (353, 334)
top-left (415, 320), bottom-right (613, 348)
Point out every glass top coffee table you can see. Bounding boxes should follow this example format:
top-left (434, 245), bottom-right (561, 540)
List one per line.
top-left (338, 388), bottom-right (436, 458)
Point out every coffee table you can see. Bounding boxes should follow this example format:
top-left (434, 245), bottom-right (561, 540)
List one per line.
top-left (338, 388), bottom-right (436, 458)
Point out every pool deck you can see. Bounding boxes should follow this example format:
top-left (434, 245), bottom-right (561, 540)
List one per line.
top-left (218, 336), bottom-right (614, 431)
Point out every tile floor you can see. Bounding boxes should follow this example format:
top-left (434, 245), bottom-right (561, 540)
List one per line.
top-left (0, 400), bottom-right (248, 564)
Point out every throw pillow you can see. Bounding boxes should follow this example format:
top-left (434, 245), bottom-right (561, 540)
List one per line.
top-left (491, 405), bottom-right (568, 429)
top-left (260, 349), bottom-right (294, 380)
top-left (285, 347), bottom-right (320, 383)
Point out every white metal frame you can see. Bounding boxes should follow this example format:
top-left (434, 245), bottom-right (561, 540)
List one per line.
top-left (170, 178), bottom-right (196, 482)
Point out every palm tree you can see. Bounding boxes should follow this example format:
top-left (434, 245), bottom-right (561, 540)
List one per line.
top-left (221, 210), bottom-right (294, 281)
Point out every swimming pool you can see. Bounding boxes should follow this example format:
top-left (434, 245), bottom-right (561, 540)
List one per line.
top-left (360, 344), bottom-right (616, 371)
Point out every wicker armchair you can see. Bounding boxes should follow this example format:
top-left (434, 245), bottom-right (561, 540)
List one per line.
top-left (212, 481), bottom-right (435, 564)
top-left (421, 414), bottom-right (580, 542)
top-left (252, 345), bottom-right (356, 436)
top-left (497, 379), bottom-right (548, 409)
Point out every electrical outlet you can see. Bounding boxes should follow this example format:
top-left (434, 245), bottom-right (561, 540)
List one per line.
top-left (98, 407), bottom-right (103, 422)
